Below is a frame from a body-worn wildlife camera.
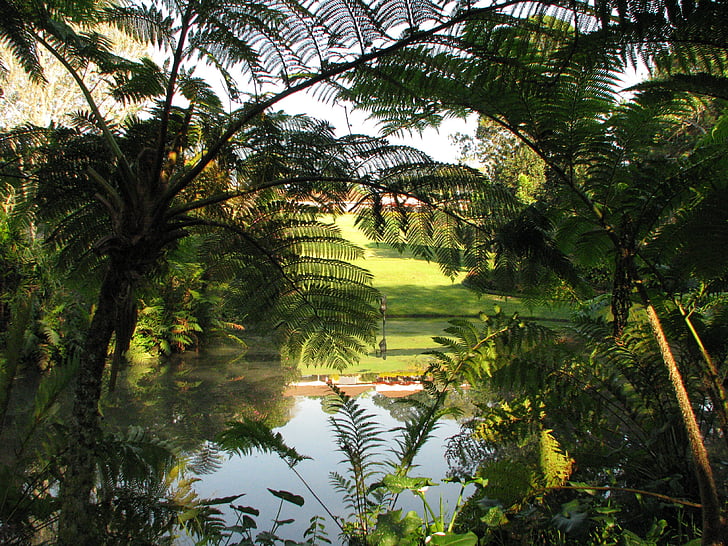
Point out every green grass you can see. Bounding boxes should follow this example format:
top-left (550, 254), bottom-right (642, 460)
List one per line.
top-left (300, 215), bottom-right (572, 376)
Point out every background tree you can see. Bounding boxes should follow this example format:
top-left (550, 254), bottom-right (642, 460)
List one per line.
top-left (453, 117), bottom-right (546, 204)
top-left (0, 26), bottom-right (146, 128)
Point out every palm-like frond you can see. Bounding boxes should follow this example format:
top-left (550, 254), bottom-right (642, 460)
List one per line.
top-left (646, 130), bottom-right (728, 286)
top-left (110, 56), bottom-right (166, 105)
top-left (88, 426), bottom-right (232, 543)
top-left (316, 0), bottom-right (379, 55)
top-left (354, 163), bottom-right (520, 278)
top-left (0, 0), bottom-right (43, 81)
top-left (427, 311), bottom-right (555, 390)
top-left (0, 0), bottom-right (110, 82)
top-left (25, 126), bottom-right (110, 273)
top-left (101, 4), bottom-right (173, 49)
top-left (591, 0), bottom-right (728, 78)
top-left (373, 0), bottom-right (445, 33)
top-left (217, 419), bottom-right (310, 467)
top-left (200, 202), bottom-right (380, 368)
top-left (325, 384), bottom-right (384, 476)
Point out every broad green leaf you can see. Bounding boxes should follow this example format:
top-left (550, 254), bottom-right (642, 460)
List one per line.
top-left (369, 510), bottom-right (423, 546)
top-left (552, 499), bottom-right (588, 534)
top-left (382, 474), bottom-right (436, 493)
top-left (268, 488), bottom-right (305, 506)
top-left (426, 531), bottom-right (479, 546)
top-left (568, 481), bottom-right (596, 495)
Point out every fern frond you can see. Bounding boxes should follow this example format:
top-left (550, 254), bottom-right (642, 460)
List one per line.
top-left (387, 395), bottom-right (457, 476)
top-left (0, 0), bottom-right (44, 82)
top-left (110, 56), bottom-right (166, 105)
top-left (538, 429), bottom-right (574, 489)
top-left (217, 419), bottom-right (310, 467)
top-left (325, 384), bottom-right (385, 523)
top-left (101, 4), bottom-right (173, 49)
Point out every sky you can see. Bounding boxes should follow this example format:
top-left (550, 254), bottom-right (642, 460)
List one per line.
top-left (276, 92), bottom-right (476, 164)
top-left (205, 54), bottom-right (649, 167)
top-left (269, 63), bottom-right (648, 165)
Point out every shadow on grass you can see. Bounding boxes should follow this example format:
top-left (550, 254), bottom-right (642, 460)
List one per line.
top-left (381, 284), bottom-right (522, 317)
top-left (364, 242), bottom-right (444, 261)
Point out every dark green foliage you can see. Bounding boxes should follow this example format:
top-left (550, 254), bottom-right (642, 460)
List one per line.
top-left (0, 353), bottom-right (77, 543)
top-left (345, 20), bottom-right (728, 541)
top-left (440, 305), bottom-right (704, 541)
top-left (3, 0), bottom-right (728, 542)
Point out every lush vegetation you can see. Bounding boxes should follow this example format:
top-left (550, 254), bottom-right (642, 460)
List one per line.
top-left (1, 0), bottom-right (728, 544)
top-left (304, 214), bottom-right (570, 376)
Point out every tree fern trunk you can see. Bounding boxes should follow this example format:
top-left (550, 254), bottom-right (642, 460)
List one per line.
top-left (0, 297), bottom-right (31, 437)
top-left (633, 278), bottom-right (727, 545)
top-left (677, 303), bottom-right (728, 451)
top-left (57, 266), bottom-right (122, 544)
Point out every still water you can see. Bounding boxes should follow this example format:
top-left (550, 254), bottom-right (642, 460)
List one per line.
top-left (194, 395), bottom-right (466, 542)
top-left (106, 347), bottom-right (469, 543)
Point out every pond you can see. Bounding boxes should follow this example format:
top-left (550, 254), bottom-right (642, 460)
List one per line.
top-left (104, 345), bottom-right (471, 543)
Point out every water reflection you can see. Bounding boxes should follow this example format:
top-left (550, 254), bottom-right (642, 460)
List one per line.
top-left (104, 347), bottom-right (467, 543)
top-left (195, 394), bottom-right (465, 543)
top-left (105, 346), bottom-right (298, 451)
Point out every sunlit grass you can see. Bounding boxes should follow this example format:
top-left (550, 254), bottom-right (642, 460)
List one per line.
top-left (299, 215), bottom-right (572, 376)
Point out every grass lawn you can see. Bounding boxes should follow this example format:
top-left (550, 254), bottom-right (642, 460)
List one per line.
top-left (300, 215), bottom-right (572, 376)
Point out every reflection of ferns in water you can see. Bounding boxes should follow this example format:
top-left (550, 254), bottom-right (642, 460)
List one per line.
top-left (445, 423), bottom-right (494, 478)
top-left (188, 441), bottom-right (225, 475)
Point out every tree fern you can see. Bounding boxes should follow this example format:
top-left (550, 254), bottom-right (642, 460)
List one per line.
top-left (9, 0), bottom-right (726, 539)
top-left (93, 426), bottom-right (234, 543)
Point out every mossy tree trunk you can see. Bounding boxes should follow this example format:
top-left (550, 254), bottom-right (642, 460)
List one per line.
top-left (57, 263), bottom-right (131, 544)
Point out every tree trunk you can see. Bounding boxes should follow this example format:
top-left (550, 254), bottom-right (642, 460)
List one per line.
top-left (0, 297), bottom-right (31, 436)
top-left (677, 303), bottom-right (728, 451)
top-left (633, 277), bottom-right (727, 545)
top-left (57, 266), bottom-right (125, 544)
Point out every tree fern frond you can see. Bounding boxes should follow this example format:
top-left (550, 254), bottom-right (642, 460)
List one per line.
top-left (0, 0), bottom-right (44, 82)
top-left (110, 56), bottom-right (166, 105)
top-left (387, 396), bottom-right (458, 476)
top-left (633, 73), bottom-right (728, 101)
top-left (538, 429), bottom-right (574, 489)
top-left (101, 4), bottom-right (173, 49)
top-left (217, 419), bottom-right (310, 467)
top-left (316, 0), bottom-right (380, 54)
top-left (373, 0), bottom-right (444, 32)
top-left (329, 471), bottom-right (358, 515)
top-left (187, 441), bottom-right (225, 476)
top-left (325, 384), bottom-right (385, 479)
